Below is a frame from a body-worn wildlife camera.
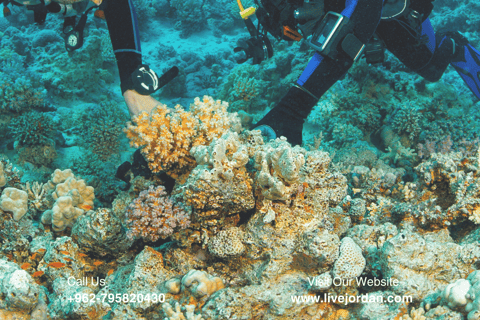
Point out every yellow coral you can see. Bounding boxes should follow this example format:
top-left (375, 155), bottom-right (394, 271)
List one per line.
top-left (125, 96), bottom-right (240, 179)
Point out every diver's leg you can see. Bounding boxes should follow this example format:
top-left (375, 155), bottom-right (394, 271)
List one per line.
top-left (449, 33), bottom-right (480, 99)
top-left (104, 0), bottom-right (142, 94)
top-left (375, 18), bottom-right (451, 81)
top-left (254, 0), bottom-right (383, 146)
top-left (253, 53), bottom-right (347, 146)
top-left (377, 18), bottom-right (480, 99)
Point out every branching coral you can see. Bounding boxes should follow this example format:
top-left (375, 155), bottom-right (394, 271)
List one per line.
top-left (69, 152), bottom-right (124, 204)
top-left (392, 103), bottom-right (423, 140)
top-left (8, 111), bottom-right (55, 147)
top-left (0, 78), bottom-right (45, 113)
top-left (171, 0), bottom-right (207, 37)
top-left (0, 46), bottom-right (46, 114)
top-left (125, 96), bottom-right (241, 180)
top-left (218, 64), bottom-right (266, 113)
top-left (125, 185), bottom-right (190, 242)
top-left (8, 111), bottom-right (57, 166)
top-left (84, 101), bottom-right (129, 161)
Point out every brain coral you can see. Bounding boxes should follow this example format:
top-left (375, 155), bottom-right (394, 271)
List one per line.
top-left (125, 96), bottom-right (241, 180)
top-left (208, 227), bottom-right (245, 258)
top-left (332, 237), bottom-right (366, 280)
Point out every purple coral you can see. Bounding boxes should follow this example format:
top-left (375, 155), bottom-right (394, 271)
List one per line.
top-left (126, 185), bottom-right (190, 242)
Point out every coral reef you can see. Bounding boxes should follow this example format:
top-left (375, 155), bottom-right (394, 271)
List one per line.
top-left (332, 237), bottom-right (366, 280)
top-left (0, 258), bottom-right (43, 312)
top-left (170, 0), bottom-right (208, 37)
top-left (125, 96), bottom-right (241, 180)
top-left (83, 101), bottom-right (129, 161)
top-left (0, 187), bottom-right (28, 221)
top-left (71, 208), bottom-right (134, 257)
top-left (125, 185), bottom-right (190, 242)
top-left (41, 169), bottom-right (95, 232)
top-left (2, 0), bottom-right (480, 316)
top-left (179, 131), bottom-right (255, 230)
top-left (379, 229), bottom-right (480, 301)
top-left (207, 227), bottom-right (245, 258)
top-left (0, 159), bottom-right (22, 190)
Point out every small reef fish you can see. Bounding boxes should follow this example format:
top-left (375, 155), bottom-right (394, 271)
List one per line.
top-left (37, 248), bottom-right (46, 253)
top-left (78, 253), bottom-right (88, 258)
top-left (47, 262), bottom-right (66, 268)
top-left (93, 261), bottom-right (103, 267)
top-left (79, 205), bottom-right (93, 211)
top-left (31, 253), bottom-right (38, 260)
top-left (60, 251), bottom-right (70, 255)
top-left (107, 269), bottom-right (114, 276)
top-left (63, 258), bottom-right (74, 262)
top-left (32, 271), bottom-right (44, 277)
top-left (21, 263), bottom-right (31, 270)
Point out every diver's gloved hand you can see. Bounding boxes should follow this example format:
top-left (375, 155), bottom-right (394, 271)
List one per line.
top-left (251, 86), bottom-right (318, 146)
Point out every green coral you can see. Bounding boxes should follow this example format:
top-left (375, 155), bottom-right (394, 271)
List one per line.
top-left (392, 103), bottom-right (422, 140)
top-left (0, 47), bottom-right (45, 114)
top-left (69, 152), bottom-right (125, 204)
top-left (8, 111), bottom-right (55, 147)
top-left (171, 0), bottom-right (207, 37)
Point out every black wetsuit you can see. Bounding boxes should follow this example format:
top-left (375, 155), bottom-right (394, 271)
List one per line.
top-left (103, 0), bottom-right (142, 94)
top-left (297, 0), bottom-right (457, 116)
top-left (255, 0), bottom-right (475, 145)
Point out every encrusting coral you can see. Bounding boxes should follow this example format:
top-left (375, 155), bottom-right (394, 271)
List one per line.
top-left (125, 95), bottom-right (241, 180)
top-left (179, 131), bottom-right (255, 230)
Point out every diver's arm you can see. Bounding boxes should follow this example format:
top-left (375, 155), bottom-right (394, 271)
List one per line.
top-left (123, 90), bottom-right (161, 117)
top-left (103, 0), bottom-right (161, 117)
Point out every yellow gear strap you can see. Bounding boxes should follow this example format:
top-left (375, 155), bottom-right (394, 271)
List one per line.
top-left (236, 0), bottom-right (256, 19)
top-left (53, 0), bottom-right (101, 5)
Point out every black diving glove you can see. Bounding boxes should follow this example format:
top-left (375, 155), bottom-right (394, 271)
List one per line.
top-left (251, 86), bottom-right (318, 146)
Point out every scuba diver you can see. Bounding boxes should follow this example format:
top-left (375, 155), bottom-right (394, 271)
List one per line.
top-left (234, 0), bottom-right (480, 146)
top-left (1, 0), bottom-right (175, 117)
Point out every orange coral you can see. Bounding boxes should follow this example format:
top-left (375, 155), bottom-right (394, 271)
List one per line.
top-left (125, 96), bottom-right (240, 179)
